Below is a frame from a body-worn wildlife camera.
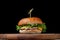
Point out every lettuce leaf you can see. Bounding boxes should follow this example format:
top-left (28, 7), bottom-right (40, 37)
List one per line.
top-left (16, 23), bottom-right (47, 32)
top-left (16, 25), bottom-right (21, 31)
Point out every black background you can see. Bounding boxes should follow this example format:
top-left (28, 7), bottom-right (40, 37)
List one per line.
top-left (0, 0), bottom-right (60, 33)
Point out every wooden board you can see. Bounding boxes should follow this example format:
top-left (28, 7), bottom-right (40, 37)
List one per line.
top-left (0, 34), bottom-right (60, 40)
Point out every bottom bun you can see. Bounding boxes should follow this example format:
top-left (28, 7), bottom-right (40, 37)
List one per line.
top-left (19, 30), bottom-right (42, 33)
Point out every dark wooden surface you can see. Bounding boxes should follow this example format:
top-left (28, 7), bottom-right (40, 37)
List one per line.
top-left (0, 34), bottom-right (60, 40)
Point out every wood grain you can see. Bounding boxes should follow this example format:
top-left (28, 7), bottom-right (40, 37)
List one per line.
top-left (0, 34), bottom-right (60, 40)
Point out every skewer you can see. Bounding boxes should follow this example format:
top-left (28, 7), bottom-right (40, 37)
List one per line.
top-left (28, 8), bottom-right (34, 18)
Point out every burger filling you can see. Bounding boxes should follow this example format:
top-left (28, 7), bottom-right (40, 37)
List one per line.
top-left (16, 23), bottom-right (47, 32)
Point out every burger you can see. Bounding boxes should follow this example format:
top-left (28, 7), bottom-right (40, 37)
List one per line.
top-left (16, 17), bottom-right (47, 33)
